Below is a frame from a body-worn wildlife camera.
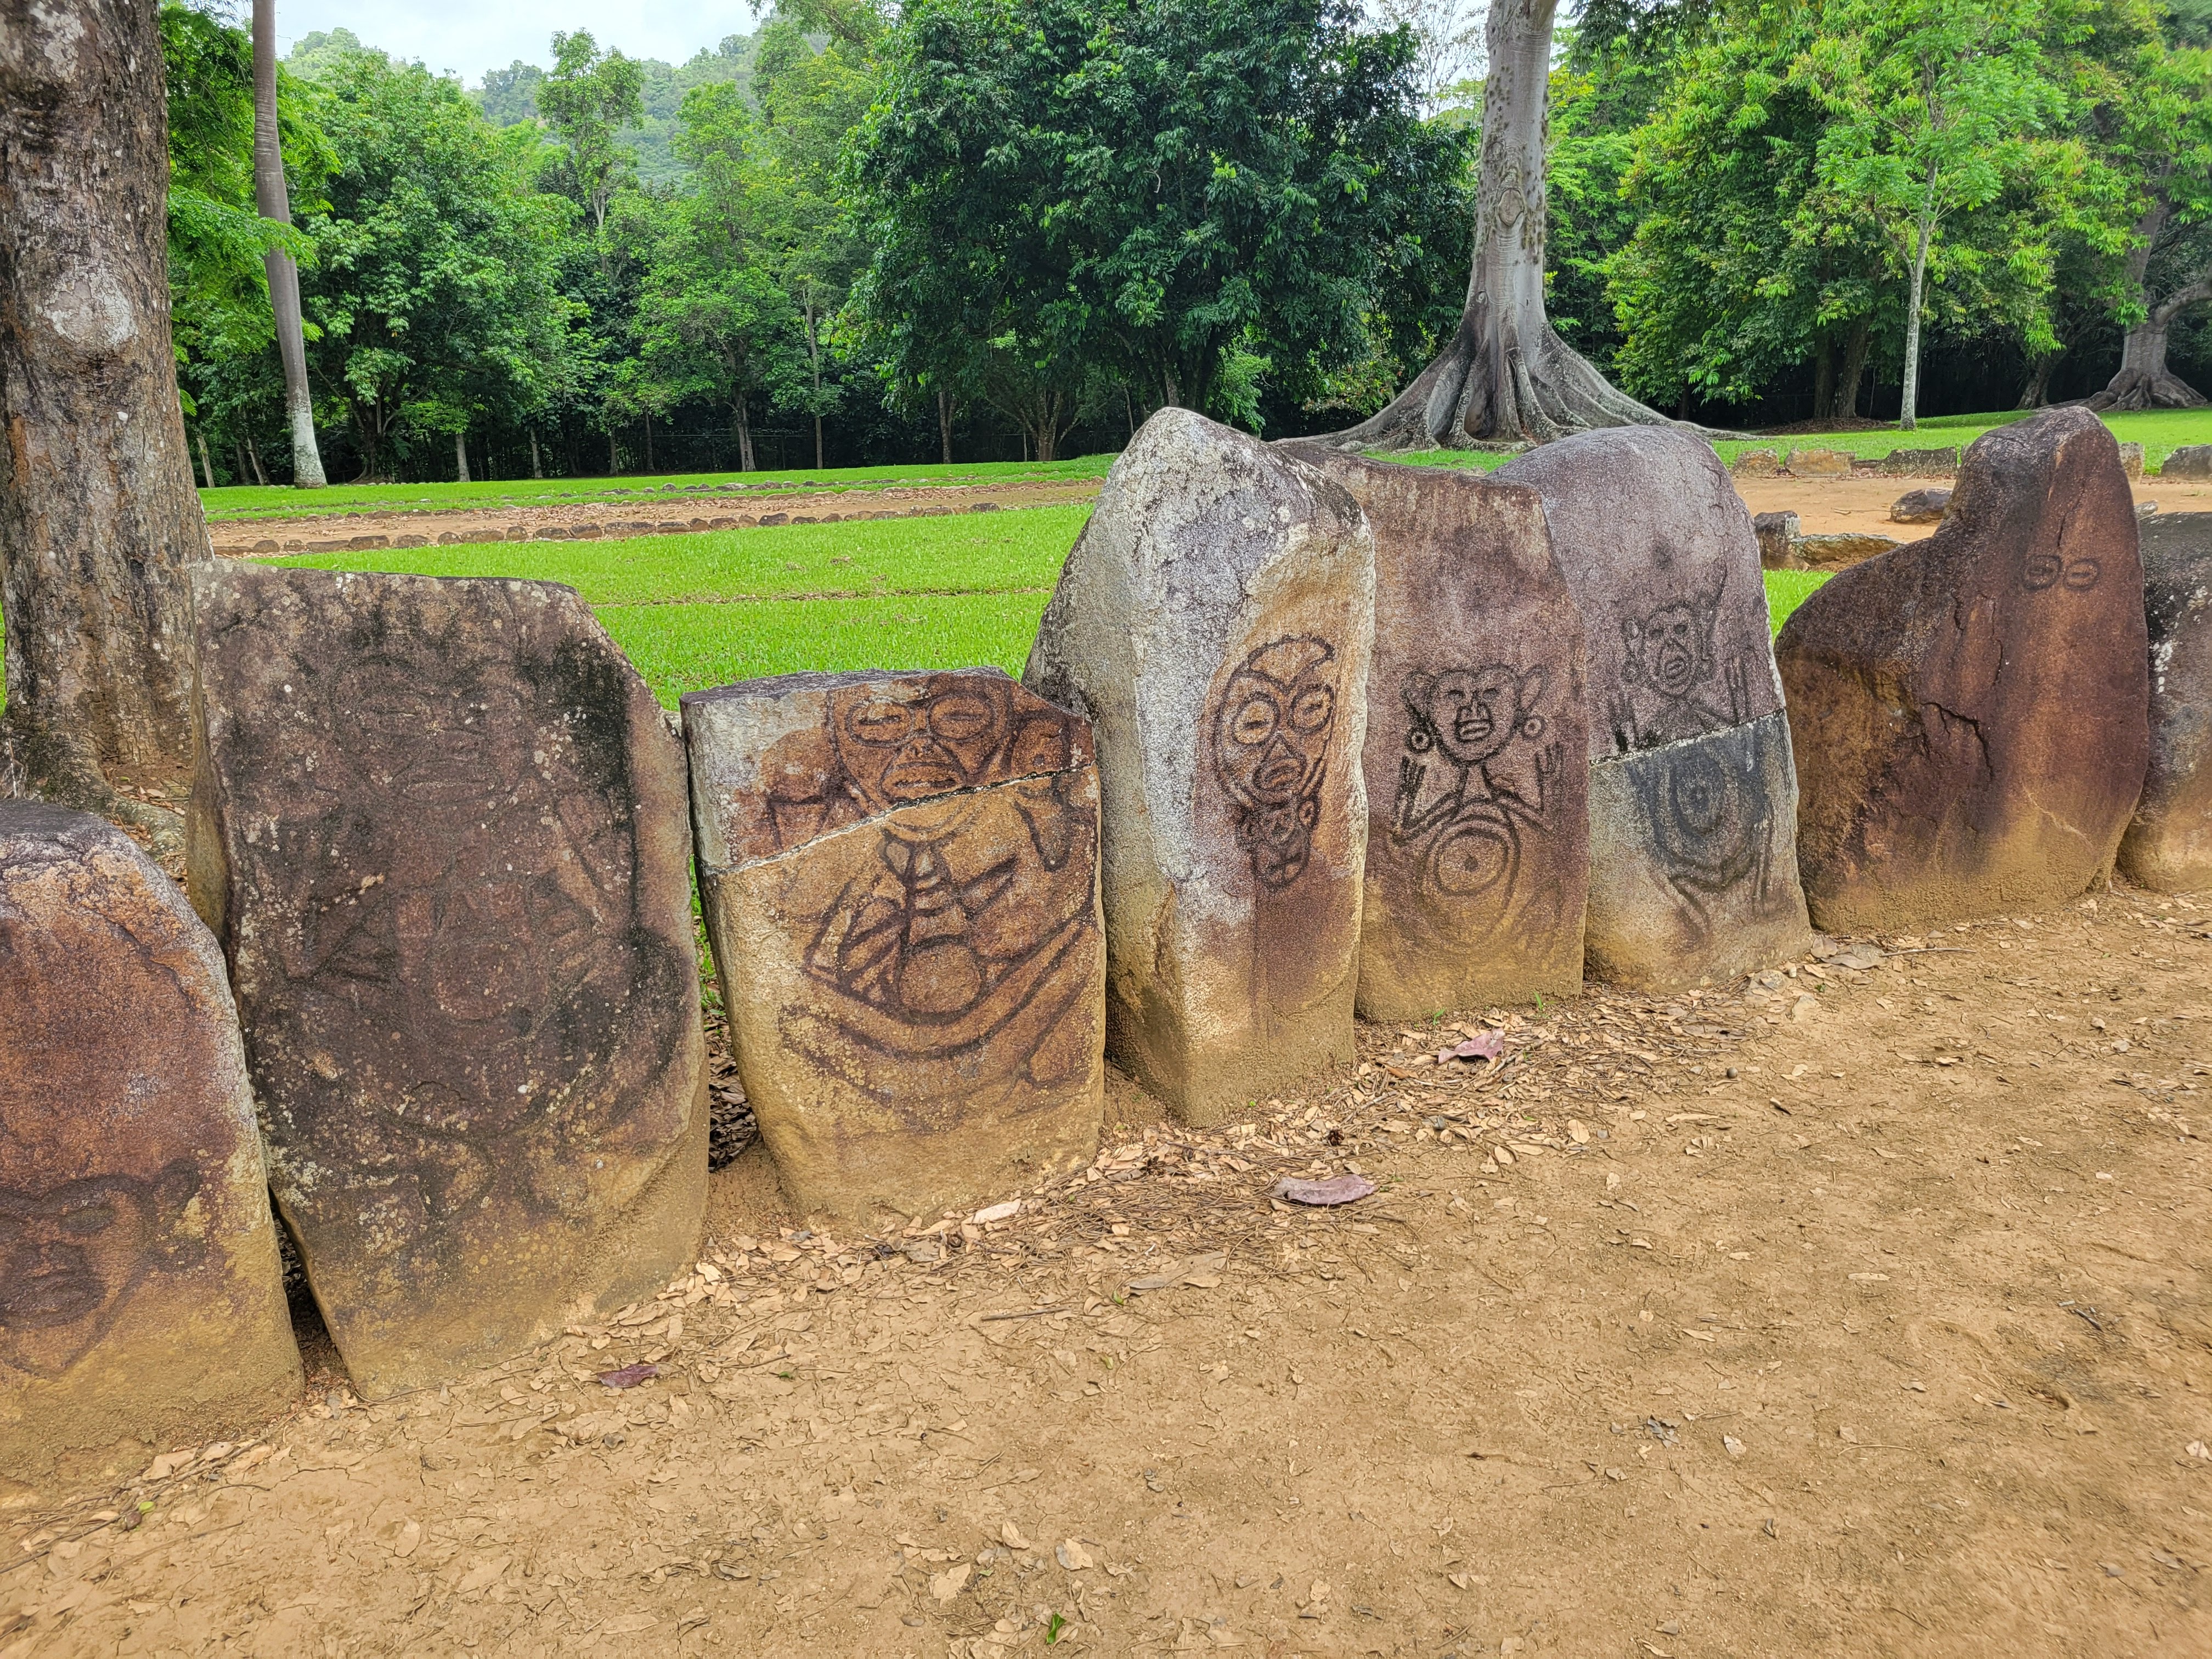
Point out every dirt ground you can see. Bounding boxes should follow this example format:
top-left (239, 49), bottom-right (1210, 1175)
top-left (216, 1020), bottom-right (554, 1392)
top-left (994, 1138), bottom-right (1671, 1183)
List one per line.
top-left (204, 479), bottom-right (1102, 555)
top-left (1734, 472), bottom-right (2208, 541)
top-left (7, 883), bottom-right (2211, 1658)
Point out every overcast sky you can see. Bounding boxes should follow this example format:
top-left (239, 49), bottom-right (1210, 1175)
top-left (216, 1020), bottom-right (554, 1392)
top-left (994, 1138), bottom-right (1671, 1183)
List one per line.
top-left (273, 0), bottom-right (764, 84)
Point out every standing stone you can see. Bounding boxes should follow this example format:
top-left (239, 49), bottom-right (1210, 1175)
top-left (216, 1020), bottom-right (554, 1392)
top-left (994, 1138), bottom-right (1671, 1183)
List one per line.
top-left (1753, 511), bottom-right (1802, 569)
top-left (1499, 429), bottom-right (1814, 988)
top-left (1, 805), bottom-right (300, 1494)
top-left (2119, 514), bottom-right (2212, 891)
top-left (1285, 450), bottom-right (1588, 1020)
top-left (2163, 444), bottom-right (2212, 480)
top-left (188, 567), bottom-right (707, 1398)
top-left (1776, 409), bottom-right (2148, 930)
top-left (685, 670), bottom-right (1105, 1220)
top-left (1024, 409), bottom-right (1373, 1124)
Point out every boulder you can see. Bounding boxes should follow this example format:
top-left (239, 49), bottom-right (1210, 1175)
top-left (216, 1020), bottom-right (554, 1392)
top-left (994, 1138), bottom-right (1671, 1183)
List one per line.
top-left (2119, 514), bottom-right (2212, 891)
top-left (1776, 408), bottom-right (2148, 930)
top-left (1891, 488), bottom-right (1951, 524)
top-left (685, 670), bottom-right (1105, 1220)
top-left (1, 805), bottom-right (300, 1494)
top-left (1731, 450), bottom-right (1783, 478)
top-left (1498, 429), bottom-right (1814, 988)
top-left (1877, 446), bottom-right (1961, 478)
top-left (188, 566), bottom-right (707, 1398)
top-left (1024, 409), bottom-right (1373, 1123)
top-left (2118, 442), bottom-right (2145, 480)
top-left (2163, 444), bottom-right (2212, 480)
top-left (1788, 447), bottom-right (1854, 477)
top-left (1797, 531), bottom-right (1904, 566)
top-left (1286, 450), bottom-right (1588, 1019)
top-left (1753, 511), bottom-right (1802, 571)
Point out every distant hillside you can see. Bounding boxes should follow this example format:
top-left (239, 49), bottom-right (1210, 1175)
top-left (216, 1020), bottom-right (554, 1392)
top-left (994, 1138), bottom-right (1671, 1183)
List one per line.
top-left (470, 35), bottom-right (760, 186)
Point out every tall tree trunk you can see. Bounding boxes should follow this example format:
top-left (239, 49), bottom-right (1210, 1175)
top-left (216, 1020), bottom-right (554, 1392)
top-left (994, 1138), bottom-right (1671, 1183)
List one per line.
top-left (733, 396), bottom-right (755, 472)
top-left (252, 0), bottom-right (325, 488)
top-left (643, 413), bottom-right (653, 472)
top-left (0, 0), bottom-right (204, 817)
top-left (2017, 354), bottom-right (2055, 409)
top-left (1837, 317), bottom-right (1872, 419)
top-left (246, 436), bottom-right (267, 486)
top-left (608, 429), bottom-right (618, 474)
top-left (454, 431), bottom-right (471, 484)
top-left (2087, 255), bottom-right (2211, 411)
top-left (1315, 0), bottom-right (1673, 448)
top-left (197, 431), bottom-right (217, 490)
top-left (1899, 163), bottom-right (1937, 431)
top-left (1812, 335), bottom-right (1837, 422)
top-left (806, 299), bottom-right (825, 469)
top-left (937, 388), bottom-right (953, 464)
top-left (530, 430), bottom-right (543, 478)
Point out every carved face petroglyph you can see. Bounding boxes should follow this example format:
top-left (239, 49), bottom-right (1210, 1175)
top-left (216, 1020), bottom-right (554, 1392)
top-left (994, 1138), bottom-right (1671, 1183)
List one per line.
top-left (1624, 602), bottom-right (1715, 702)
top-left (1403, 665), bottom-right (1546, 769)
top-left (0, 1167), bottom-right (199, 1379)
top-left (833, 678), bottom-right (1013, 811)
top-left (1212, 637), bottom-right (1339, 889)
top-left (2022, 549), bottom-right (2102, 592)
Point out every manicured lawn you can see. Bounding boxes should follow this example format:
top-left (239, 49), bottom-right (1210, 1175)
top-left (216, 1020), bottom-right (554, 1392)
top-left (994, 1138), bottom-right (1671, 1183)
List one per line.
top-left (1763, 568), bottom-right (1832, 634)
top-left (198, 454), bottom-right (1117, 522)
top-left (1390, 405), bottom-right (2212, 474)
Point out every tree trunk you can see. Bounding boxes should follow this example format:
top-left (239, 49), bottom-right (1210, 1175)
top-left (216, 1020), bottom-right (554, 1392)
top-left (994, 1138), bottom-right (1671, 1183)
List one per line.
top-left (643, 413), bottom-right (653, 472)
top-left (246, 436), bottom-right (267, 486)
top-left (197, 431), bottom-right (217, 490)
top-left (454, 430), bottom-right (471, 483)
top-left (733, 397), bottom-right (755, 472)
top-left (1314, 0), bottom-right (1673, 448)
top-left (1813, 335), bottom-right (1836, 422)
top-left (1837, 317), bottom-right (1872, 419)
top-left (0, 0), bottom-right (205, 816)
top-left (252, 0), bottom-right (325, 489)
top-left (937, 388), bottom-right (953, 464)
top-left (2087, 264), bottom-right (2212, 411)
top-left (2017, 354), bottom-right (2055, 409)
top-left (1899, 163), bottom-right (1937, 432)
top-left (608, 429), bottom-right (618, 474)
top-left (531, 431), bottom-right (543, 478)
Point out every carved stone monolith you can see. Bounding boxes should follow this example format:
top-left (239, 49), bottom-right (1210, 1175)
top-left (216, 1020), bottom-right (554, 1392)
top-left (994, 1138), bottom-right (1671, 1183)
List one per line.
top-left (1499, 428), bottom-right (1814, 988)
top-left (686, 669), bottom-right (1105, 1220)
top-left (1, 804), bottom-right (300, 1494)
top-left (1024, 409), bottom-right (1374, 1122)
top-left (2118, 513), bottom-right (2212, 891)
top-left (1286, 450), bottom-right (1588, 1019)
top-left (1776, 409), bottom-right (2148, 929)
top-left (188, 566), bottom-right (707, 1398)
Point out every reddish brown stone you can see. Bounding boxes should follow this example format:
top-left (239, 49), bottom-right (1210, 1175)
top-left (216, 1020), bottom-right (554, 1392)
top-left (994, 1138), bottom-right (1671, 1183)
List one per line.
top-left (2118, 513), bottom-right (2212, 890)
top-left (1776, 408), bottom-right (2149, 930)
top-left (686, 670), bottom-right (1104, 1220)
top-left (1288, 450), bottom-right (1588, 1019)
top-left (1, 805), bottom-right (300, 1496)
top-left (187, 566), bottom-right (707, 1398)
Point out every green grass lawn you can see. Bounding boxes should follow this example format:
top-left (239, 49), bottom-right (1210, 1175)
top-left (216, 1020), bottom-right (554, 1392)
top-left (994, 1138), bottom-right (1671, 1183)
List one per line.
top-left (199, 454), bottom-right (1117, 523)
top-left (1391, 405), bottom-right (2212, 475)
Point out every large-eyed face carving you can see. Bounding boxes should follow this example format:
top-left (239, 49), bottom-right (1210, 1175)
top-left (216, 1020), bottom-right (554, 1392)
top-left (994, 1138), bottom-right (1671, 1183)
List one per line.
top-left (1404, 664), bottom-right (1546, 769)
top-left (0, 1168), bottom-right (196, 1379)
top-left (1212, 638), bottom-right (1339, 889)
top-left (832, 676), bottom-right (1012, 814)
top-left (1623, 602), bottom-right (1716, 702)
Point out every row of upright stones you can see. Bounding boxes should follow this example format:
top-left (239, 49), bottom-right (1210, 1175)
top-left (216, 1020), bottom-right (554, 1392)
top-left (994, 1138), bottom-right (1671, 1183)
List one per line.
top-left (4, 403), bottom-right (2189, 1496)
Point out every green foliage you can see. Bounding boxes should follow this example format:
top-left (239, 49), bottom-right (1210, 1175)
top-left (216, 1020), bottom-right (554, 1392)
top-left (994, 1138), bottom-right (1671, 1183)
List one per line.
top-left (850, 0), bottom-right (1471, 436)
top-left (538, 32), bottom-right (646, 235)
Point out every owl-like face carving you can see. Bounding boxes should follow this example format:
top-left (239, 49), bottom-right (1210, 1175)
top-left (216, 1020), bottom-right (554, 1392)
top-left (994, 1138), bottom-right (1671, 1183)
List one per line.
top-left (1212, 637), bottom-right (1339, 889)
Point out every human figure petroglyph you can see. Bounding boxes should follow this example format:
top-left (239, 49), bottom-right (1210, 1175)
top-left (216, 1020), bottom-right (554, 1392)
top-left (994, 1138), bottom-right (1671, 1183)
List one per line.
top-left (1211, 637), bottom-right (1341, 889)
top-left (1632, 722), bottom-right (1785, 940)
top-left (1607, 585), bottom-right (1750, 752)
top-left (1391, 663), bottom-right (1563, 931)
top-left (0, 1166), bottom-right (203, 1380)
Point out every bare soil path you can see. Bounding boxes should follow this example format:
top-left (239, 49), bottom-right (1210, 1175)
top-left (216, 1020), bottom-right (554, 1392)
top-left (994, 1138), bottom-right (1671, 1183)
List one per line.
top-left (7, 892), bottom-right (2211, 1659)
top-left (1734, 474), bottom-right (2206, 543)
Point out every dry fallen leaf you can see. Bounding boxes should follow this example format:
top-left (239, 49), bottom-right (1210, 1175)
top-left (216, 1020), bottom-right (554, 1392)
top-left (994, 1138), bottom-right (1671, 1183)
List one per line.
top-left (929, 1563), bottom-right (972, 1601)
top-left (1056, 1540), bottom-right (1096, 1571)
top-left (1001, 1520), bottom-right (1031, 1550)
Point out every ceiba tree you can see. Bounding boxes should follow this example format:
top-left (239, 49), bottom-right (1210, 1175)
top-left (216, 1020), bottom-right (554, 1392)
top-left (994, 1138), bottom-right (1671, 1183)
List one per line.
top-left (0, 0), bottom-right (204, 817)
top-left (1326, 0), bottom-right (1676, 447)
top-left (253, 0), bottom-right (326, 484)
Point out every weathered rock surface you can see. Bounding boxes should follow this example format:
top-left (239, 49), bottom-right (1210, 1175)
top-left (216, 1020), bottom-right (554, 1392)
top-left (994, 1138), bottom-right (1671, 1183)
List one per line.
top-left (1776, 408), bottom-right (2149, 930)
top-left (1499, 428), bottom-right (1814, 988)
top-left (1024, 409), bottom-right (1373, 1122)
top-left (2119, 442), bottom-right (2145, 480)
top-left (2119, 514), bottom-right (2212, 891)
top-left (1877, 446), bottom-right (1960, 477)
top-left (1798, 531), bottom-right (1905, 566)
top-left (2164, 444), bottom-right (2212, 480)
top-left (1789, 447), bottom-right (1854, 477)
top-left (685, 670), bottom-right (1105, 1219)
top-left (1, 805), bottom-right (299, 1493)
top-left (1284, 450), bottom-right (1587, 1019)
top-left (1753, 511), bottom-right (1802, 570)
top-left (1891, 488), bottom-right (1951, 524)
top-left (1731, 450), bottom-right (1782, 478)
top-left (188, 566), bottom-right (706, 1398)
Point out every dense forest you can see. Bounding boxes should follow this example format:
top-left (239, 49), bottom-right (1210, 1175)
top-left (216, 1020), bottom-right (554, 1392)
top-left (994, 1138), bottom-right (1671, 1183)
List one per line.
top-left (163, 0), bottom-right (2212, 484)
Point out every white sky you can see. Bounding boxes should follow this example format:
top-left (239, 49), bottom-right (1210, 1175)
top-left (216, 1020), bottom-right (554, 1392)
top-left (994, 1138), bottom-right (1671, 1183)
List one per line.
top-left (272, 1), bottom-right (764, 84)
